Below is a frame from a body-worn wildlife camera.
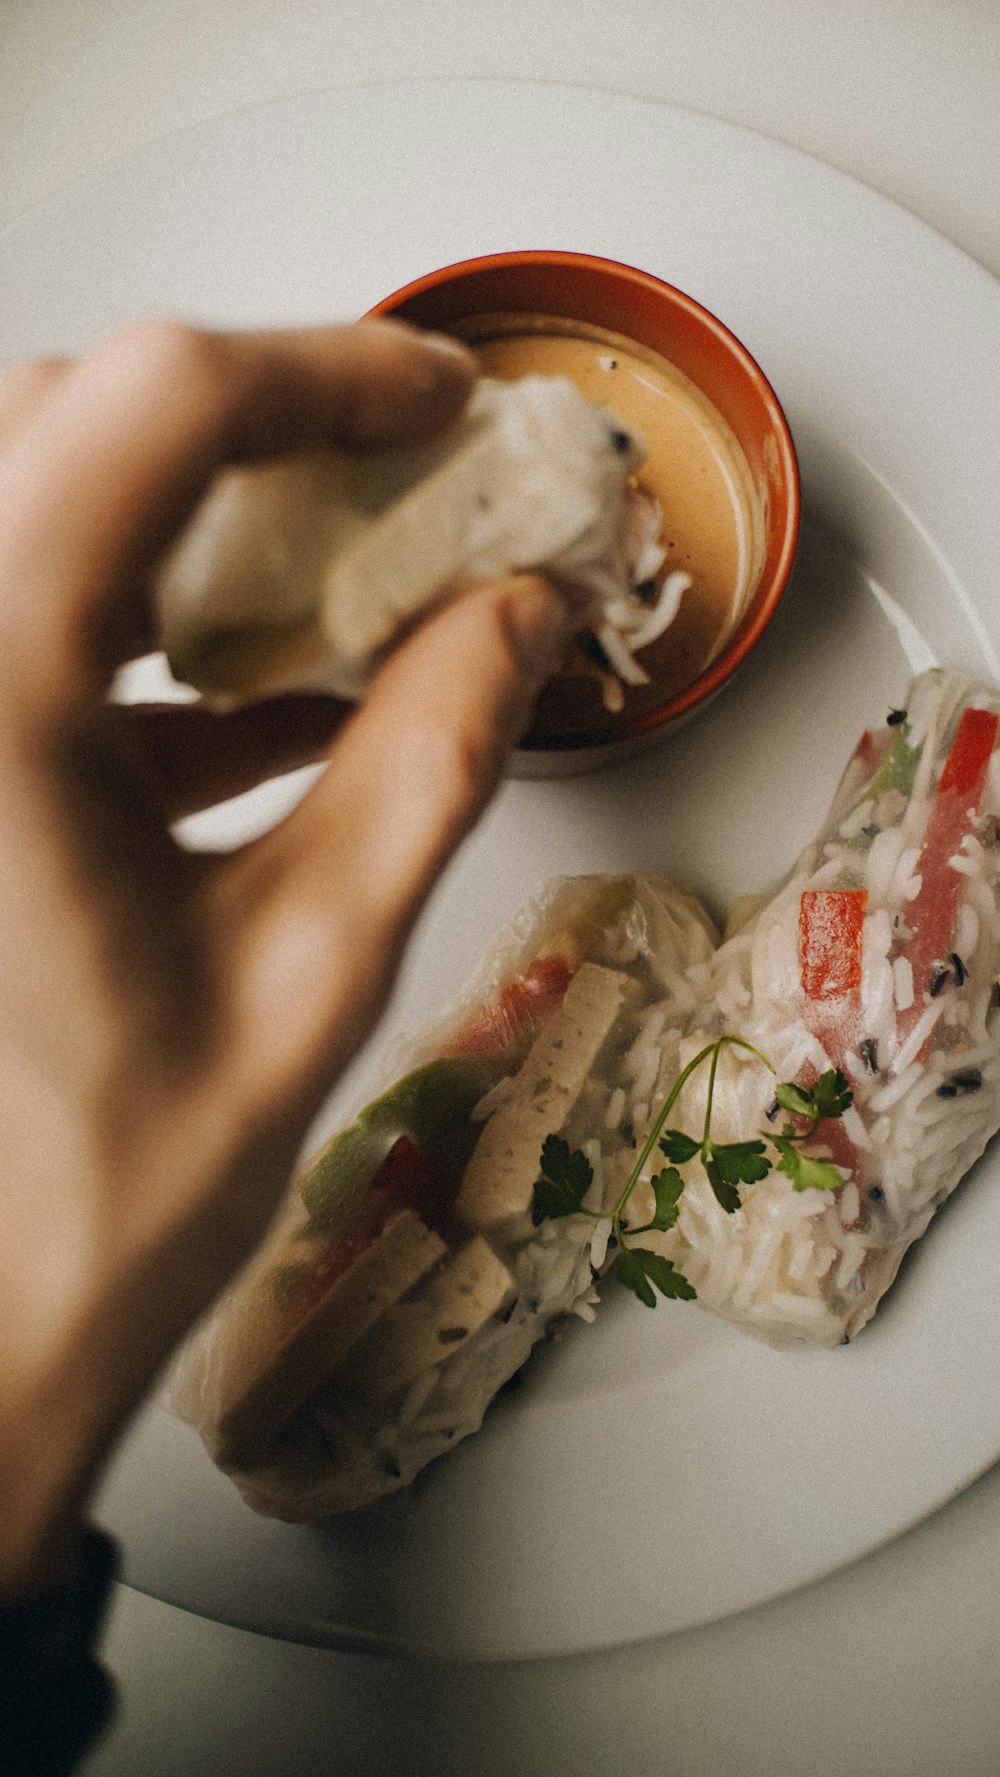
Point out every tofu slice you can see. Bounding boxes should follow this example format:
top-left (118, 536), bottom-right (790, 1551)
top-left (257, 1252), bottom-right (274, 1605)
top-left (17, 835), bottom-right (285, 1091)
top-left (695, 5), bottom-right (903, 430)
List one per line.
top-left (457, 961), bottom-right (629, 1231)
top-left (342, 1236), bottom-right (515, 1407)
top-left (215, 1209), bottom-right (445, 1466)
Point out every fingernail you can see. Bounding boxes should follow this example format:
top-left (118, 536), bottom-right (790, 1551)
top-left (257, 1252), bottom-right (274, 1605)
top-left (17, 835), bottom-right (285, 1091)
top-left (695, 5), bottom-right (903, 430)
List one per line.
top-left (404, 331), bottom-right (477, 395)
top-left (417, 331), bottom-right (477, 370)
top-left (405, 331), bottom-right (477, 403)
top-left (506, 577), bottom-right (577, 677)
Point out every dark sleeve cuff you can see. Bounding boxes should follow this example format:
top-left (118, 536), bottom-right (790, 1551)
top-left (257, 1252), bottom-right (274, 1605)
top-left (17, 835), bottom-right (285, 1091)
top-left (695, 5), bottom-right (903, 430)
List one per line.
top-left (0, 1527), bottom-right (119, 1776)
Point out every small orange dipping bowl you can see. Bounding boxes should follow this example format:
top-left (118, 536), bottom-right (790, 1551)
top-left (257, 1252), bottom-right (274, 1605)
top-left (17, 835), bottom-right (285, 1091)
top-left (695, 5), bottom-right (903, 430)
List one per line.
top-left (368, 250), bottom-right (799, 776)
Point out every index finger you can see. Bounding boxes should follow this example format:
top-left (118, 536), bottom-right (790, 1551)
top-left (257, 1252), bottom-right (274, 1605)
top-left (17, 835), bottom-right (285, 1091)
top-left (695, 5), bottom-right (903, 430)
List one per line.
top-left (0, 319), bottom-right (475, 716)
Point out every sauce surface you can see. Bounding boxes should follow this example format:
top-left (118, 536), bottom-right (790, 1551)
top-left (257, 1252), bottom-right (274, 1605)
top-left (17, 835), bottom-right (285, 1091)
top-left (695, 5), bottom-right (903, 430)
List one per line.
top-left (457, 314), bottom-right (763, 741)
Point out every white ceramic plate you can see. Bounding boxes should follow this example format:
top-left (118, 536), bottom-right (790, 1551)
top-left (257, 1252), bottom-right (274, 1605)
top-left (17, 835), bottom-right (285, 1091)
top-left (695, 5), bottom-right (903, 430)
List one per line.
top-left (3, 80), bottom-right (999, 1662)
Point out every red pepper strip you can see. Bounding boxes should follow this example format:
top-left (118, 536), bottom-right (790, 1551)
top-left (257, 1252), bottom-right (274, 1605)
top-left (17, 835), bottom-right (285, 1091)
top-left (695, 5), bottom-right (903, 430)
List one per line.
top-left (285, 1134), bottom-right (442, 1326)
top-left (799, 889), bottom-right (868, 1065)
top-left (817, 1115), bottom-right (863, 1197)
top-left (898, 706), bottom-right (999, 1034)
top-left (854, 728), bottom-right (885, 774)
top-left (937, 706), bottom-right (998, 799)
top-left (846, 727), bottom-right (887, 784)
top-left (443, 953), bottom-right (574, 1058)
top-left (800, 890), bottom-right (867, 999)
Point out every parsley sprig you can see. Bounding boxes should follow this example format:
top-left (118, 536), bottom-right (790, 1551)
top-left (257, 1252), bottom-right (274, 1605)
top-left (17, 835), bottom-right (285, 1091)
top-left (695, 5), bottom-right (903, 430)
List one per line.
top-left (532, 1038), bottom-right (853, 1309)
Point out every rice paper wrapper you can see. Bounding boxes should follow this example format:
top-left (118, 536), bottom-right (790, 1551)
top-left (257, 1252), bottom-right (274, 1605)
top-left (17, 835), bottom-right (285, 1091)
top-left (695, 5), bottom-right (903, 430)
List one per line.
top-left (166, 872), bottom-right (717, 1517)
top-left (648, 669), bottom-right (1000, 1347)
top-left (155, 376), bottom-right (670, 707)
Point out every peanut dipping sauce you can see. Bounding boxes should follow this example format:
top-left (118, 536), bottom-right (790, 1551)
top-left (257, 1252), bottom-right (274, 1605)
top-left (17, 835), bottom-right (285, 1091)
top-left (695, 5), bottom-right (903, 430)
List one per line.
top-left (455, 313), bottom-right (765, 744)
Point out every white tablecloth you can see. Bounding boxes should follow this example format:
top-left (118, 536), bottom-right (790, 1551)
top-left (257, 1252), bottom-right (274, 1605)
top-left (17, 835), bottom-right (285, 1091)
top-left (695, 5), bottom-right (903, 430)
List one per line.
top-left (1, 4), bottom-right (998, 1772)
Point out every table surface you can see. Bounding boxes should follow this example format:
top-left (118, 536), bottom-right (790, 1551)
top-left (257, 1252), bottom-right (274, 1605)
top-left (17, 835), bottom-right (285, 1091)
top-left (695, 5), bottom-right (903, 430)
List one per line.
top-left (2, 3), bottom-right (999, 1773)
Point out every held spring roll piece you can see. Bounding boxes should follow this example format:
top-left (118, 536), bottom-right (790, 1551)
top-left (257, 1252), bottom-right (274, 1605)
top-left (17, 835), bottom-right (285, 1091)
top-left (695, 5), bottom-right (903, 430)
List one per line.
top-left (168, 874), bottom-right (717, 1517)
top-left (646, 670), bottom-right (1000, 1347)
top-left (154, 376), bottom-right (682, 707)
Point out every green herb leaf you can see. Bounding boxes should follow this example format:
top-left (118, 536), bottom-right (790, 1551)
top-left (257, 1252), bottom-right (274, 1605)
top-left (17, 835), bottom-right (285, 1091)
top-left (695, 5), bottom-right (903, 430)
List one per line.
top-left (774, 1080), bottom-right (818, 1120)
top-left (648, 1166), bottom-right (685, 1231)
top-left (532, 1134), bottom-right (593, 1223)
top-left (704, 1156), bottom-right (743, 1215)
top-left (660, 1129), bottom-right (701, 1164)
top-left (772, 1133), bottom-right (844, 1194)
top-left (812, 1068), bottom-right (853, 1120)
top-left (775, 1070), bottom-right (853, 1124)
top-left (617, 1245), bottom-right (697, 1306)
top-left (707, 1140), bottom-right (772, 1186)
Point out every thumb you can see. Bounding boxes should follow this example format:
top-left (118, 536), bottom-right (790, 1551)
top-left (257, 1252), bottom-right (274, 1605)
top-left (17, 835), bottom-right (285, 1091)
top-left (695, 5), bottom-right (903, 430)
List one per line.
top-left (217, 574), bottom-right (575, 1104)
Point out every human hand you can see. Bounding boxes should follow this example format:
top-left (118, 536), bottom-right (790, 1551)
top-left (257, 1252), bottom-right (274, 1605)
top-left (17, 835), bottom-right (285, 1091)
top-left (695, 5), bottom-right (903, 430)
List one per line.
top-left (0, 319), bottom-right (574, 1591)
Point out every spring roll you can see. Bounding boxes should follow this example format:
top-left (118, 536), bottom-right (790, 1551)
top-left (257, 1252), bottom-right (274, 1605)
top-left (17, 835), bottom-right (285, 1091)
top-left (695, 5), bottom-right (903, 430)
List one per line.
top-left (648, 670), bottom-right (1000, 1347)
top-left (154, 376), bottom-right (678, 707)
top-left (168, 873), bottom-right (716, 1517)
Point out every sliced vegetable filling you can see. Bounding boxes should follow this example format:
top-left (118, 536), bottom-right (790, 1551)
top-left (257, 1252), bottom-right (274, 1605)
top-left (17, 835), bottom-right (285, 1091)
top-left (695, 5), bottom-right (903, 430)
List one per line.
top-left (277, 1135), bottom-right (447, 1327)
top-left (442, 953), bottom-right (575, 1058)
top-left (897, 705), bottom-right (998, 1034)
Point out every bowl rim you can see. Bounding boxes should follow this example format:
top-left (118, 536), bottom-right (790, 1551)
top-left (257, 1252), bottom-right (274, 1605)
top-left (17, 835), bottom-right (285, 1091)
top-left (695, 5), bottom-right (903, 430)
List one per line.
top-left (367, 248), bottom-right (800, 751)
